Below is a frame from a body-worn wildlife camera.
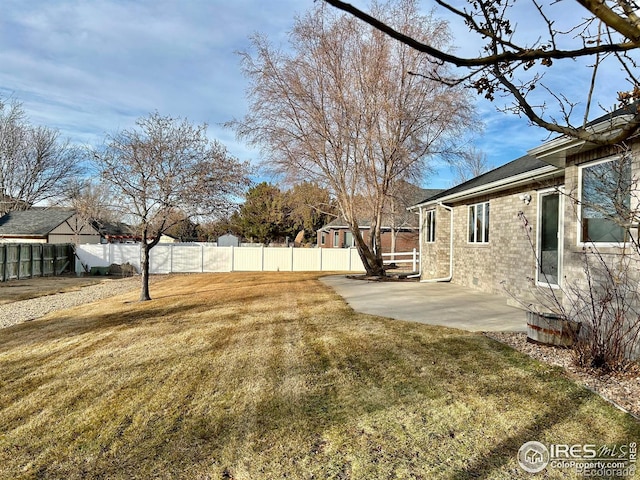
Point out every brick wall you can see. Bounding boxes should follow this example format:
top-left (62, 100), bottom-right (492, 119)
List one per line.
top-left (560, 143), bottom-right (640, 312)
top-left (420, 179), bottom-right (564, 308)
top-left (318, 227), bottom-right (418, 253)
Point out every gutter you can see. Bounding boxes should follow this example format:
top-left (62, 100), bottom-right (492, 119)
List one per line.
top-left (407, 208), bottom-right (423, 279)
top-left (420, 202), bottom-right (454, 283)
top-left (409, 165), bottom-right (559, 210)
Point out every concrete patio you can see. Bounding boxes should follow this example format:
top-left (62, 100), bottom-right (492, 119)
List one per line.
top-left (321, 275), bottom-right (528, 332)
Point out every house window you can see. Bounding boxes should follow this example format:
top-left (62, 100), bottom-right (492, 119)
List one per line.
top-left (345, 231), bottom-right (354, 247)
top-left (333, 231), bottom-right (340, 247)
top-left (425, 209), bottom-right (436, 243)
top-left (468, 202), bottom-right (490, 243)
top-left (579, 156), bottom-right (632, 243)
top-left (320, 232), bottom-right (326, 245)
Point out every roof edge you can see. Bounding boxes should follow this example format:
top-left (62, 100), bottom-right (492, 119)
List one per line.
top-left (410, 164), bottom-right (560, 208)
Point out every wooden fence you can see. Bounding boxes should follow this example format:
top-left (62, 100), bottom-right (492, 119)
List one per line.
top-left (0, 243), bottom-right (74, 282)
top-left (75, 243), bottom-right (366, 274)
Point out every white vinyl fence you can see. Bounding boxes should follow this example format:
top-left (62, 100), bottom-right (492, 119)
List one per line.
top-left (75, 243), bottom-right (366, 274)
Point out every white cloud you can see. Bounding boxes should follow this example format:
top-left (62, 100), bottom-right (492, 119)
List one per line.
top-left (0, 0), bottom-right (306, 161)
top-left (0, 0), bottom-right (634, 187)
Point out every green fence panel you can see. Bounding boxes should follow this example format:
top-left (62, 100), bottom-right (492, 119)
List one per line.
top-left (5, 245), bottom-right (19, 280)
top-left (54, 244), bottom-right (70, 275)
top-left (0, 243), bottom-right (74, 281)
top-left (43, 244), bottom-right (55, 276)
top-left (31, 244), bottom-right (43, 277)
top-left (19, 244), bottom-right (33, 279)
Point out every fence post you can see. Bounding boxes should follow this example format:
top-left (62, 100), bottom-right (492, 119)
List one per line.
top-left (0, 245), bottom-right (4, 282)
top-left (41, 244), bottom-right (46, 278)
top-left (17, 244), bottom-right (21, 279)
top-left (290, 246), bottom-right (294, 272)
top-left (261, 245), bottom-right (265, 272)
top-left (412, 248), bottom-right (417, 272)
top-left (230, 245), bottom-right (235, 272)
top-left (319, 247), bottom-right (323, 271)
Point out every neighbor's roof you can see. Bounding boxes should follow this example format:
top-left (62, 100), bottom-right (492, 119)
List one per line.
top-left (93, 220), bottom-right (136, 237)
top-left (412, 155), bottom-right (559, 208)
top-left (0, 208), bottom-right (76, 237)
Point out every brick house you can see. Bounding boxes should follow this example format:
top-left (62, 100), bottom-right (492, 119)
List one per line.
top-left (411, 106), bottom-right (639, 311)
top-left (317, 218), bottom-right (422, 252)
top-left (317, 187), bottom-right (443, 253)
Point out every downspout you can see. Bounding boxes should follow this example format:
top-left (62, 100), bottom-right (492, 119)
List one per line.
top-left (421, 202), bottom-right (454, 283)
top-left (407, 207), bottom-right (423, 278)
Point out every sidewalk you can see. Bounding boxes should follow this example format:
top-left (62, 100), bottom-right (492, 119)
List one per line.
top-left (321, 275), bottom-right (527, 332)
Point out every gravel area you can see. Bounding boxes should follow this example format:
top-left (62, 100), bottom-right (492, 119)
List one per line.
top-left (0, 276), bottom-right (140, 328)
top-left (486, 332), bottom-right (640, 420)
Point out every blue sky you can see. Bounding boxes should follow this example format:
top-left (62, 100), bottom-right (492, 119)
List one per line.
top-left (0, 0), bottom-right (629, 189)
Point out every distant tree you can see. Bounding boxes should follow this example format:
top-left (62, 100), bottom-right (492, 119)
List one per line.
top-left (384, 180), bottom-right (427, 254)
top-left (233, 0), bottom-right (477, 276)
top-left (0, 96), bottom-right (84, 213)
top-left (451, 148), bottom-right (492, 185)
top-left (199, 215), bottom-right (243, 242)
top-left (234, 182), bottom-right (292, 244)
top-left (66, 179), bottom-right (117, 224)
top-left (160, 209), bottom-right (200, 242)
top-left (94, 112), bottom-right (250, 301)
top-left (285, 182), bottom-right (337, 243)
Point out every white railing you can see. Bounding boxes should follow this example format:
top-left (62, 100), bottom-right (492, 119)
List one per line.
top-left (75, 243), bottom-right (366, 275)
top-left (382, 249), bottom-right (419, 272)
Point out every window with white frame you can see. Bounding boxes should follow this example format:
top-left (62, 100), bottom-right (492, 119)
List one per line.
top-left (320, 232), bottom-right (326, 245)
top-left (345, 231), bottom-right (354, 247)
top-left (468, 201), bottom-right (490, 243)
top-left (333, 231), bottom-right (340, 247)
top-left (424, 209), bottom-right (436, 243)
top-left (579, 156), bottom-right (632, 244)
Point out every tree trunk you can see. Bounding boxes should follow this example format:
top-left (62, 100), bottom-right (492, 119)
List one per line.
top-left (352, 224), bottom-right (385, 277)
top-left (139, 242), bottom-right (152, 301)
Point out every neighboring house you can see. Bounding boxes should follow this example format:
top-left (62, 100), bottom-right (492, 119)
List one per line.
top-left (410, 105), bottom-right (639, 311)
top-left (94, 221), bottom-right (141, 243)
top-left (0, 209), bottom-right (102, 244)
top-left (158, 233), bottom-right (180, 243)
top-left (0, 209), bottom-right (137, 244)
top-left (317, 217), bottom-right (421, 253)
top-left (317, 187), bottom-right (443, 253)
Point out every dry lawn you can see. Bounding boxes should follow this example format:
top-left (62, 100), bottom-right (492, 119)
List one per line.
top-left (0, 272), bottom-right (638, 479)
top-left (0, 276), bottom-right (104, 305)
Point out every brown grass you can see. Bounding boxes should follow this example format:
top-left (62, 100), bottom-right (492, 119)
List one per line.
top-left (0, 272), bottom-right (638, 479)
top-left (0, 275), bottom-right (104, 304)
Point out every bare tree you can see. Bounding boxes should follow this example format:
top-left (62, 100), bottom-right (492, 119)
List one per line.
top-left (66, 179), bottom-right (117, 225)
top-left (451, 148), bottom-right (492, 185)
top-left (0, 96), bottom-right (84, 213)
top-left (94, 112), bottom-right (250, 301)
top-left (384, 180), bottom-right (427, 256)
top-left (232, 0), bottom-right (477, 276)
top-left (324, 0), bottom-right (640, 144)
